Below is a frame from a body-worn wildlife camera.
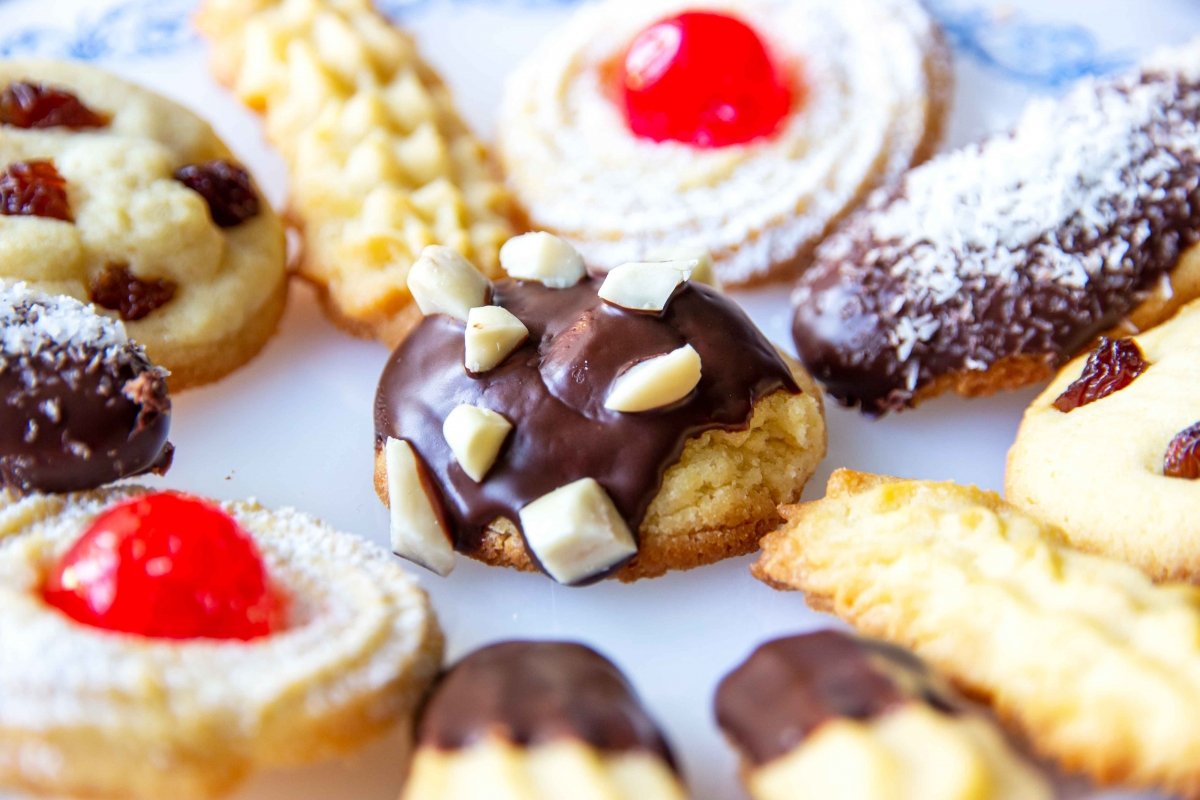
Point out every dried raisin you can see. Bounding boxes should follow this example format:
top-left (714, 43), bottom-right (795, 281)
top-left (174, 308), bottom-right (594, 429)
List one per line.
top-left (1053, 337), bottom-right (1148, 412)
top-left (174, 160), bottom-right (260, 228)
top-left (1165, 423), bottom-right (1200, 480)
top-left (0, 81), bottom-right (108, 129)
top-left (0, 160), bottom-right (72, 221)
top-left (90, 264), bottom-right (176, 322)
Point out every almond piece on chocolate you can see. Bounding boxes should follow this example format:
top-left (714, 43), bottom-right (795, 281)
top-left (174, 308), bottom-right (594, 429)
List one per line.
top-left (464, 305), bottom-right (529, 373)
top-left (518, 478), bottom-right (637, 584)
top-left (598, 261), bottom-right (688, 312)
top-left (499, 232), bottom-right (585, 288)
top-left (605, 345), bottom-right (702, 413)
top-left (407, 246), bottom-right (491, 322)
top-left (649, 246), bottom-right (718, 287)
top-left (442, 404), bottom-right (512, 482)
top-left (385, 437), bottom-right (456, 576)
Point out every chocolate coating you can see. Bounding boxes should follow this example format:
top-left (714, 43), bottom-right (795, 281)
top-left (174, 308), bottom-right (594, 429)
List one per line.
top-left (375, 277), bottom-right (797, 579)
top-left (0, 288), bottom-right (172, 493)
top-left (416, 640), bottom-right (677, 768)
top-left (792, 66), bottom-right (1200, 415)
top-left (715, 630), bottom-right (960, 766)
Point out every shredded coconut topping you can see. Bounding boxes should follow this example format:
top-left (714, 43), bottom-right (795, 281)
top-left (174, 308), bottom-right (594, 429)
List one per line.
top-left (0, 282), bottom-right (135, 368)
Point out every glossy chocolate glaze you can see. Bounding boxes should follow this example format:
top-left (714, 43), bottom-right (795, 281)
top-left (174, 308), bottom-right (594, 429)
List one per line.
top-left (0, 291), bottom-right (172, 493)
top-left (715, 630), bottom-right (960, 766)
top-left (375, 276), bottom-right (797, 577)
top-left (416, 640), bottom-right (677, 768)
top-left (793, 67), bottom-right (1200, 415)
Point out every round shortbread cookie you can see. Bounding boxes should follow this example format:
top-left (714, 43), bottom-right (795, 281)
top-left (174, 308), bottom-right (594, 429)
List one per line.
top-left (497, 0), bottom-right (950, 286)
top-left (0, 59), bottom-right (287, 388)
top-left (1007, 299), bottom-right (1200, 582)
top-left (0, 487), bottom-right (443, 800)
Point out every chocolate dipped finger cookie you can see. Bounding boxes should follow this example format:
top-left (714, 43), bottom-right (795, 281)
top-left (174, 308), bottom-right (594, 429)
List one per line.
top-left (0, 282), bottom-right (172, 493)
top-left (197, 0), bottom-right (520, 345)
top-left (1007, 299), bottom-right (1200, 581)
top-left (715, 631), bottom-right (1052, 800)
top-left (402, 641), bottom-right (685, 800)
top-left (0, 487), bottom-right (443, 799)
top-left (373, 236), bottom-right (827, 583)
top-left (498, 0), bottom-right (950, 286)
top-left (792, 40), bottom-right (1200, 414)
top-left (0, 59), bottom-right (287, 388)
top-left (756, 470), bottom-right (1200, 796)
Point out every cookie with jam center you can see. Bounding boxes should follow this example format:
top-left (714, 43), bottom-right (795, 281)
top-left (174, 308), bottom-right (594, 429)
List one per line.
top-left (0, 281), bottom-right (172, 493)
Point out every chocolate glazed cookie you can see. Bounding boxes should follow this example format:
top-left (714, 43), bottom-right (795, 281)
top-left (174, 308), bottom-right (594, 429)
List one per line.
top-left (793, 40), bottom-right (1200, 415)
top-left (0, 283), bottom-right (172, 493)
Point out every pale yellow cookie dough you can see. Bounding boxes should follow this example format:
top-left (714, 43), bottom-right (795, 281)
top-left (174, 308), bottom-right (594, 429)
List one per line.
top-left (0, 59), bottom-right (287, 388)
top-left (1007, 298), bottom-right (1200, 581)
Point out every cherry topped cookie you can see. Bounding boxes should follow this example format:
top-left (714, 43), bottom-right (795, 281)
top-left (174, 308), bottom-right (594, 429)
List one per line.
top-left (498, 0), bottom-right (950, 286)
top-left (792, 40), bottom-right (1200, 414)
top-left (0, 59), bottom-right (287, 388)
top-left (0, 282), bottom-right (172, 494)
top-left (0, 487), bottom-right (443, 800)
top-left (374, 234), bottom-right (826, 583)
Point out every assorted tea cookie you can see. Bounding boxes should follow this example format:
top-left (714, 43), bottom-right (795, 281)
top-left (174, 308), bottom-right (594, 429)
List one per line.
top-left (0, 282), bottom-right (172, 493)
top-left (498, 0), bottom-right (950, 286)
top-left (715, 631), bottom-right (1052, 800)
top-left (0, 59), bottom-right (287, 388)
top-left (197, 0), bottom-right (520, 346)
top-left (1007, 299), bottom-right (1200, 581)
top-left (402, 641), bottom-right (685, 800)
top-left (756, 469), bottom-right (1200, 797)
top-left (374, 235), bottom-right (826, 583)
top-left (792, 39), bottom-right (1200, 414)
top-left (0, 487), bottom-right (443, 800)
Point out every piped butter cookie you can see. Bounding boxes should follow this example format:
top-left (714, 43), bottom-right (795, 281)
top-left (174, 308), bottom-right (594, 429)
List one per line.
top-left (0, 282), bottom-right (172, 493)
top-left (401, 641), bottom-right (685, 800)
top-left (0, 60), bottom-right (287, 388)
top-left (0, 487), bottom-right (443, 800)
top-left (498, 0), bottom-right (950, 286)
top-left (792, 40), bottom-right (1200, 414)
top-left (373, 235), bottom-right (827, 584)
top-left (1007, 299), bottom-right (1200, 582)
top-left (197, 0), bottom-right (520, 345)
top-left (715, 631), bottom-right (1052, 800)
top-left (756, 470), bottom-right (1200, 797)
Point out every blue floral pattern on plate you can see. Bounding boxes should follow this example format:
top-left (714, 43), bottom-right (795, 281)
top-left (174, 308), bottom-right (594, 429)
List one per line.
top-left (0, 0), bottom-right (1129, 88)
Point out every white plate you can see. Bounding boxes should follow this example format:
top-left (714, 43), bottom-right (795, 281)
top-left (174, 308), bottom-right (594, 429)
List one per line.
top-left (0, 1), bottom-right (1197, 798)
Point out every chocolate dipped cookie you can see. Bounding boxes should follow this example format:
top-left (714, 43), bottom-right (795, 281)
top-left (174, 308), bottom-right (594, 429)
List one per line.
top-left (792, 40), bottom-right (1200, 414)
top-left (373, 235), bottom-right (826, 583)
top-left (401, 641), bottom-right (685, 800)
top-left (0, 282), bottom-right (172, 493)
top-left (716, 631), bottom-right (1052, 800)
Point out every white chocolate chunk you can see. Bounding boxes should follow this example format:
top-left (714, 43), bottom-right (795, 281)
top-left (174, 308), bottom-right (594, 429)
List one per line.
top-left (604, 345), bottom-right (702, 413)
top-left (464, 305), bottom-right (529, 373)
top-left (442, 404), bottom-right (513, 482)
top-left (408, 245), bottom-right (491, 321)
top-left (518, 478), bottom-right (637, 584)
top-left (385, 437), bottom-right (456, 576)
top-left (598, 262), bottom-right (687, 312)
top-left (648, 246), bottom-right (718, 287)
top-left (499, 232), bottom-right (586, 288)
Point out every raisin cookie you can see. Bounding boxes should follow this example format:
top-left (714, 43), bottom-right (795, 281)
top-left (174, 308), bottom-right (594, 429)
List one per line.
top-left (402, 641), bottom-right (685, 800)
top-left (1007, 299), bottom-right (1200, 582)
top-left (197, 0), bottom-right (520, 346)
top-left (498, 0), bottom-right (950, 286)
top-left (792, 39), bottom-right (1200, 414)
top-left (715, 631), bottom-right (1052, 800)
top-left (0, 282), bottom-right (172, 493)
top-left (373, 236), bottom-right (826, 583)
top-left (0, 487), bottom-right (443, 800)
top-left (0, 60), bottom-right (287, 388)
top-left (757, 470), bottom-right (1200, 797)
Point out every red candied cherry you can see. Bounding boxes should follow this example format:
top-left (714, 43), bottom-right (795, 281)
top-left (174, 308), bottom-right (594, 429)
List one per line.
top-left (43, 492), bottom-right (285, 641)
top-left (619, 10), bottom-right (795, 148)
